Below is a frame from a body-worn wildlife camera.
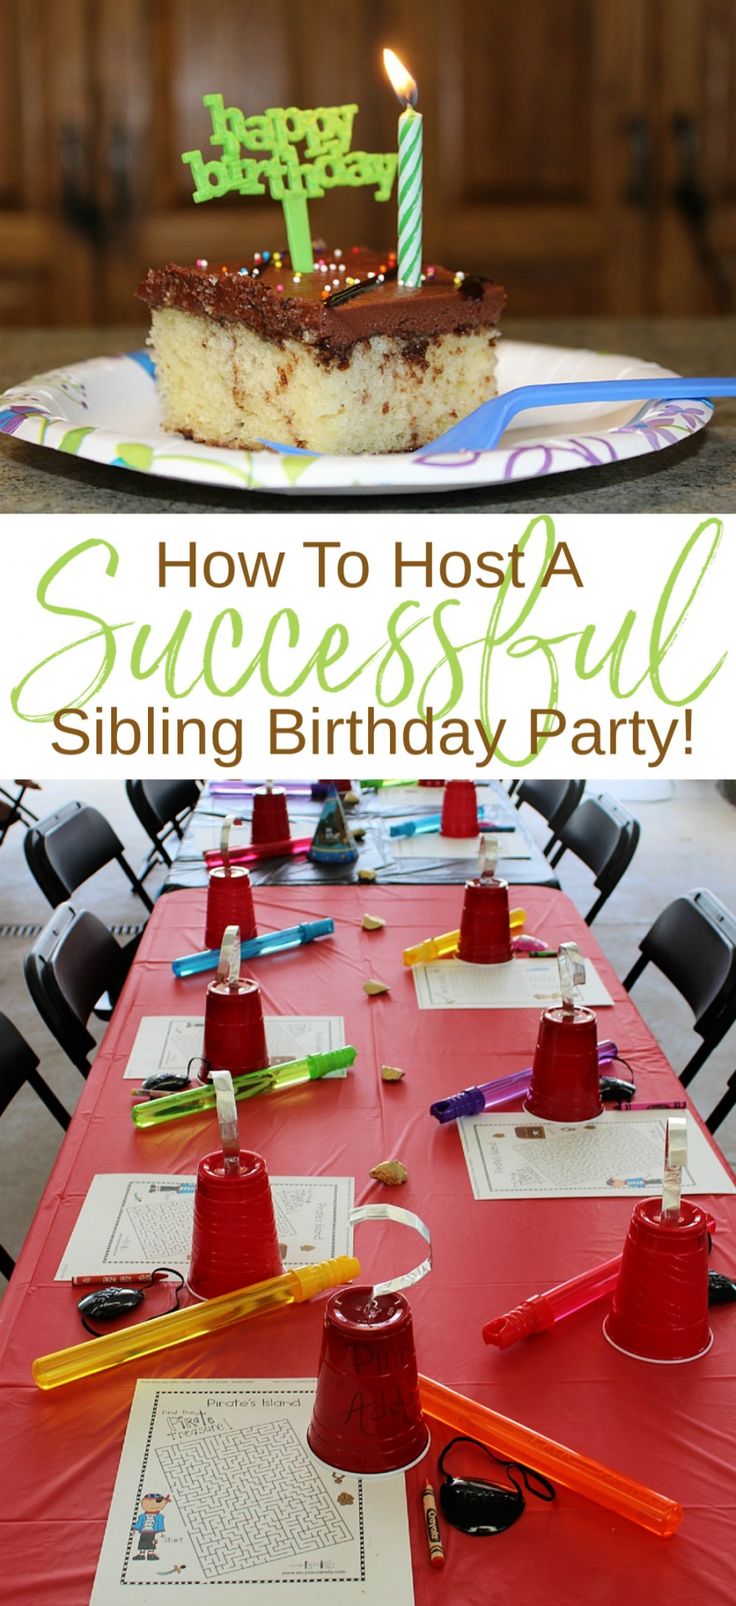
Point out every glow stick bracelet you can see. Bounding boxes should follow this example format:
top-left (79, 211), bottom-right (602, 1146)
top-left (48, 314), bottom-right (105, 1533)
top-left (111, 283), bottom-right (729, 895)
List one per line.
top-left (418, 1375), bottom-right (682, 1536)
top-left (429, 1042), bottom-right (618, 1122)
top-left (33, 1257), bottom-right (360, 1390)
top-left (131, 1047), bottom-right (357, 1128)
top-left (403, 908), bottom-right (526, 967)
top-left (203, 835), bottom-right (312, 869)
top-left (172, 918), bottom-right (334, 977)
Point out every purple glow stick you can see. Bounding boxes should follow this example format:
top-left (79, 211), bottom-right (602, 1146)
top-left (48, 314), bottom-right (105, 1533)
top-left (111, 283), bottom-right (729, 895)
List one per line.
top-left (430, 1041), bottom-right (618, 1123)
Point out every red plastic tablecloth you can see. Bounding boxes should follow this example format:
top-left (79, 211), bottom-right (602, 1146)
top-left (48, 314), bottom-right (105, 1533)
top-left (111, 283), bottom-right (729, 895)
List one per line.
top-left (1, 886), bottom-right (735, 1606)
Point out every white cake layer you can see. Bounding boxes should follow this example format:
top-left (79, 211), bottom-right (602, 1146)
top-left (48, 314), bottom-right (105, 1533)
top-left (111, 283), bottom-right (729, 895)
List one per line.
top-left (149, 307), bottom-right (499, 455)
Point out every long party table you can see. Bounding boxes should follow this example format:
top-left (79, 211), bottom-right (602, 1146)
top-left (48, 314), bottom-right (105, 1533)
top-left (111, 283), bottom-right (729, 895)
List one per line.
top-left (164, 782), bottom-right (560, 889)
top-left (1, 885), bottom-right (735, 1604)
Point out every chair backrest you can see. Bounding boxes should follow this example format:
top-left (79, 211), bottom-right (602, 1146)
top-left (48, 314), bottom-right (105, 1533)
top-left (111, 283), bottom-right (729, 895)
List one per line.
top-left (24, 903), bottom-right (126, 1076)
top-left (126, 779), bottom-right (201, 839)
top-left (556, 793), bottom-right (639, 879)
top-left (639, 889), bottom-right (736, 1031)
top-left (516, 779), bottom-right (585, 834)
top-left (24, 801), bottom-right (124, 906)
top-left (0, 1012), bottom-right (70, 1129)
top-left (552, 792), bottom-right (640, 921)
top-left (0, 1012), bottom-right (40, 1118)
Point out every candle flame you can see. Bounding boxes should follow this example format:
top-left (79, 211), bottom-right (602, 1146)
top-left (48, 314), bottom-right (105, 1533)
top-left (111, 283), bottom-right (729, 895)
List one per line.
top-left (383, 48), bottom-right (418, 108)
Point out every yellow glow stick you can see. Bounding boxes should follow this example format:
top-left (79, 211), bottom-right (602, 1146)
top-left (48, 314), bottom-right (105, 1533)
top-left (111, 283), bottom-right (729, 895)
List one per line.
top-left (33, 1257), bottom-right (359, 1391)
top-left (403, 908), bottom-right (526, 967)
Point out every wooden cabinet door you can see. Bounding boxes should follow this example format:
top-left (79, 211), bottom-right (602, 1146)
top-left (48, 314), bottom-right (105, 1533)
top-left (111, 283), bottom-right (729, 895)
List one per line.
top-left (0, 0), bottom-right (97, 325)
top-left (89, 0), bottom-right (658, 323)
top-left (420, 0), bottom-right (656, 315)
top-left (656, 0), bottom-right (736, 313)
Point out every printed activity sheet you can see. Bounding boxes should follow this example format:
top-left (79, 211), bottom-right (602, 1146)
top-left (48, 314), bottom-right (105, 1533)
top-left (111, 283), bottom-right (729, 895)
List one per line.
top-left (389, 829), bottom-right (530, 861)
top-left (56, 1174), bottom-right (354, 1279)
top-left (91, 1379), bottom-right (413, 1605)
top-left (412, 957), bottom-right (613, 1010)
top-left (124, 1015), bottom-right (346, 1078)
top-left (458, 1110), bottom-right (736, 1199)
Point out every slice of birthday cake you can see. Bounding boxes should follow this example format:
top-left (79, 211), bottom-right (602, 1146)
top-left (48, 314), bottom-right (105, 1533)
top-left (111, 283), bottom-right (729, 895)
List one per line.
top-left (138, 248), bottom-right (506, 455)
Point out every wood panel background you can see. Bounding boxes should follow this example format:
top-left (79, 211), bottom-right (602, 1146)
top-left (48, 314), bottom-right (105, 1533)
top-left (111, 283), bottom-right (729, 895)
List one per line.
top-left (1, 0), bottom-right (735, 324)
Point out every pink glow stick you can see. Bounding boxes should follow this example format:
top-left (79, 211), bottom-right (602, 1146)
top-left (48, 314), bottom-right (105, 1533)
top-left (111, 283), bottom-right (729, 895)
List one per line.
top-left (482, 1257), bottom-right (622, 1348)
top-left (203, 836), bottom-right (312, 868)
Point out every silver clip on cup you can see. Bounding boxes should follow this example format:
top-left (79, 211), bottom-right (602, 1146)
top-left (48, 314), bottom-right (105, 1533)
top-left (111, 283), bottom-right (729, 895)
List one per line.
top-left (558, 941), bottom-right (586, 1015)
top-left (211, 1069), bottom-right (241, 1174)
top-left (220, 814), bottom-right (236, 873)
top-left (217, 924), bottom-right (241, 990)
top-left (348, 1204), bottom-right (432, 1298)
top-left (478, 835), bottom-right (498, 879)
top-left (661, 1114), bottom-right (687, 1222)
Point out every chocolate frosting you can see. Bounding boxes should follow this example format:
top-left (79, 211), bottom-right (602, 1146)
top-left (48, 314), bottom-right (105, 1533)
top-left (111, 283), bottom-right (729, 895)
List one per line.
top-left (138, 246), bottom-right (505, 357)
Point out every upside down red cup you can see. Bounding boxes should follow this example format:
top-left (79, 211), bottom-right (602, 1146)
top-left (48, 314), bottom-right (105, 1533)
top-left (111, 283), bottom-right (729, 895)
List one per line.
top-left (524, 1006), bottom-right (602, 1123)
top-left (307, 1287), bottom-right (430, 1476)
top-left (603, 1197), bottom-right (712, 1363)
top-left (251, 786), bottom-right (290, 844)
top-left (204, 866), bottom-right (257, 951)
top-left (187, 1149), bottom-right (283, 1300)
top-left (458, 875), bottom-right (512, 964)
top-left (440, 780), bottom-right (479, 838)
top-left (201, 976), bottom-right (268, 1082)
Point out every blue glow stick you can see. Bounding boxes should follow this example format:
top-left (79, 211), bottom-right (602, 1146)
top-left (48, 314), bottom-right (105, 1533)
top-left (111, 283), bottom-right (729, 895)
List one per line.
top-left (172, 919), bottom-right (335, 978)
top-left (389, 812), bottom-right (512, 838)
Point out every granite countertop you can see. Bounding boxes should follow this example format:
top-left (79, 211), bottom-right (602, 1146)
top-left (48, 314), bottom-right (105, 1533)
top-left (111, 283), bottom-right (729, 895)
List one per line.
top-left (2, 319), bottom-right (735, 512)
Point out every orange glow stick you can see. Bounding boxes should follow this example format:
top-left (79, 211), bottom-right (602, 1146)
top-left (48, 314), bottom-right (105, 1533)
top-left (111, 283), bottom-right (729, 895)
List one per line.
top-left (418, 1375), bottom-right (682, 1537)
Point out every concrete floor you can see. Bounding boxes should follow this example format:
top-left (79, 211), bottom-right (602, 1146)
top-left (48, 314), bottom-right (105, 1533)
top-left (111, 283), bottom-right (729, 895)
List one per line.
top-left (0, 779), bottom-right (734, 1296)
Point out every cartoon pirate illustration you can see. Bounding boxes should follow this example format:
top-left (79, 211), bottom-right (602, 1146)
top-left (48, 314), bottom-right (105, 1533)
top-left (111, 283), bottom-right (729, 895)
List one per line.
top-left (132, 1492), bottom-right (171, 1561)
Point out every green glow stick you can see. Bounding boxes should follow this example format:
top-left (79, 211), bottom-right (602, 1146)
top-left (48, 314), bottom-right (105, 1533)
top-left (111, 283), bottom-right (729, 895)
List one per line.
top-left (132, 1046), bottom-right (357, 1129)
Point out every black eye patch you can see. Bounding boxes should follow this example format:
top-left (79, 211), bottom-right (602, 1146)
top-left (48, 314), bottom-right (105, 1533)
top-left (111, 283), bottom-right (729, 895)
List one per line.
top-left (437, 1436), bottom-right (556, 1537)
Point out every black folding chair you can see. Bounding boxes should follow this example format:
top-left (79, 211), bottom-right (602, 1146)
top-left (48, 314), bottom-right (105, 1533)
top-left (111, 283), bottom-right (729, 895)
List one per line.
top-left (0, 781), bottom-right (40, 849)
top-left (24, 801), bottom-right (153, 913)
top-left (706, 1069), bottom-right (736, 1136)
top-left (514, 779), bottom-right (585, 857)
top-left (24, 903), bottom-right (130, 1078)
top-left (624, 889), bottom-right (736, 1089)
top-left (549, 792), bottom-right (640, 924)
top-left (126, 779), bottom-right (202, 880)
top-left (0, 1013), bottom-right (70, 1280)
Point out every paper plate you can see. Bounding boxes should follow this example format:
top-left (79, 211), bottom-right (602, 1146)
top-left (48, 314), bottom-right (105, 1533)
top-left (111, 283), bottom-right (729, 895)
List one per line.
top-left (0, 340), bottom-right (711, 496)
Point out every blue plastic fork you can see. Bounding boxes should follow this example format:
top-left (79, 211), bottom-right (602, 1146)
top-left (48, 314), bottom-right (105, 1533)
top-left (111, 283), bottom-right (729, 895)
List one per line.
top-left (258, 376), bottom-right (736, 458)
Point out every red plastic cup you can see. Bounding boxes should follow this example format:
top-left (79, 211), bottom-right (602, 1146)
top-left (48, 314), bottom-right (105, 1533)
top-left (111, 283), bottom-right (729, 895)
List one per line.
top-left (440, 780), bottom-right (479, 838)
top-left (524, 1006), bottom-right (602, 1123)
top-left (307, 1286), bottom-right (430, 1476)
top-left (187, 1149), bottom-right (283, 1300)
top-left (604, 1198), bottom-right (712, 1363)
top-left (202, 976), bottom-right (267, 1081)
top-left (204, 866), bottom-right (257, 951)
top-left (251, 786), bottom-right (290, 844)
top-left (458, 875), bottom-right (512, 964)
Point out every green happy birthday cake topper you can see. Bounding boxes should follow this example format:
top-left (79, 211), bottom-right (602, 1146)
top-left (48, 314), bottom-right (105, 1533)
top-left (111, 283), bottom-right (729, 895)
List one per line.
top-left (182, 95), bottom-right (397, 273)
